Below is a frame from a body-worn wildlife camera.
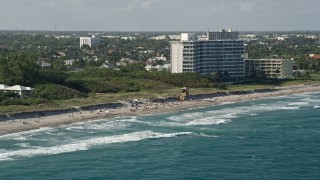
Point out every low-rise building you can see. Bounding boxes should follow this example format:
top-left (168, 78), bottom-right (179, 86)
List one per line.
top-left (149, 35), bottom-right (167, 40)
top-left (40, 62), bottom-right (51, 68)
top-left (116, 58), bottom-right (135, 66)
top-left (38, 58), bottom-right (51, 68)
top-left (154, 55), bottom-right (167, 61)
top-left (169, 35), bottom-right (181, 40)
top-left (64, 59), bottom-right (76, 66)
top-left (0, 84), bottom-right (35, 99)
top-left (309, 54), bottom-right (320, 59)
top-left (145, 64), bottom-right (170, 71)
top-left (245, 59), bottom-right (294, 79)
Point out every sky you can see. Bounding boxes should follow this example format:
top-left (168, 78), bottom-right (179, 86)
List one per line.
top-left (0, 0), bottom-right (319, 31)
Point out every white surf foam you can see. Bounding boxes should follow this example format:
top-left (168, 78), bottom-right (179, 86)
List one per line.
top-left (313, 106), bottom-right (320, 109)
top-left (0, 127), bottom-right (55, 140)
top-left (188, 106), bottom-right (207, 111)
top-left (166, 101), bottom-right (303, 126)
top-left (186, 117), bottom-right (230, 126)
top-left (197, 133), bottom-right (218, 138)
top-left (288, 102), bottom-right (309, 106)
top-left (220, 102), bottom-right (236, 105)
top-left (117, 117), bottom-right (147, 124)
top-left (14, 143), bottom-right (35, 148)
top-left (278, 106), bottom-right (300, 110)
top-left (302, 98), bottom-right (320, 103)
top-left (168, 106), bottom-right (248, 124)
top-left (168, 112), bottom-right (201, 121)
top-left (0, 131), bottom-right (193, 161)
top-left (66, 126), bottom-right (86, 131)
top-left (65, 116), bottom-right (138, 132)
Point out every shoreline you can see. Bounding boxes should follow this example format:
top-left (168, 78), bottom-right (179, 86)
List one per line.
top-left (1, 84), bottom-right (320, 136)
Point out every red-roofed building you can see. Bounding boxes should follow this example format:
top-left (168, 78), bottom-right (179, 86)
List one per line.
top-left (309, 54), bottom-right (320, 59)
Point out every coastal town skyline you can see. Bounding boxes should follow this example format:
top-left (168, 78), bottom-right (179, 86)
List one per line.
top-left (1, 1), bottom-right (320, 177)
top-left (0, 0), bottom-right (319, 31)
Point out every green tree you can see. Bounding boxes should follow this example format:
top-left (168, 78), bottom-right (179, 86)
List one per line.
top-left (211, 70), bottom-right (223, 83)
top-left (0, 52), bottom-right (41, 86)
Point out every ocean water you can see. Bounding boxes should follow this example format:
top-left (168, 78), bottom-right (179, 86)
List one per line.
top-left (0, 93), bottom-right (320, 179)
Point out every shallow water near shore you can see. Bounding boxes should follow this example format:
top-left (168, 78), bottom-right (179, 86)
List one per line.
top-left (0, 93), bottom-right (320, 179)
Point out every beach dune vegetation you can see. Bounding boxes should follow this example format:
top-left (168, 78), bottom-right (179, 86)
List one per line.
top-left (36, 84), bottom-right (86, 100)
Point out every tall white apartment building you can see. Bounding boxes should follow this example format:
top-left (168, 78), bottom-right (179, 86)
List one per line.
top-left (170, 29), bottom-right (245, 80)
top-left (80, 35), bottom-right (100, 48)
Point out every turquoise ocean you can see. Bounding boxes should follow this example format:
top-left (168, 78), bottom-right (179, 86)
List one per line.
top-left (0, 93), bottom-right (320, 179)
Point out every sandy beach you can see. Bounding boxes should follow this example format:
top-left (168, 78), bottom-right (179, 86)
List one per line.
top-left (0, 84), bottom-right (319, 135)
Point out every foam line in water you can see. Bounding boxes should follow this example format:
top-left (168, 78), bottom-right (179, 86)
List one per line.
top-left (197, 133), bottom-right (218, 138)
top-left (185, 113), bottom-right (236, 126)
top-left (0, 131), bottom-right (193, 161)
top-left (288, 102), bottom-right (309, 106)
top-left (167, 103), bottom-right (303, 126)
top-left (188, 106), bottom-right (207, 110)
top-left (168, 107), bottom-right (248, 123)
top-left (301, 98), bottom-right (320, 103)
top-left (186, 117), bottom-right (230, 126)
top-left (0, 127), bottom-right (55, 140)
top-left (64, 116), bottom-right (139, 132)
top-left (220, 102), bottom-right (236, 105)
top-left (278, 106), bottom-right (300, 110)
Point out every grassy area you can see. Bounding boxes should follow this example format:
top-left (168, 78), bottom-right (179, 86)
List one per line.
top-left (0, 91), bottom-right (179, 115)
top-left (1, 77), bottom-right (320, 115)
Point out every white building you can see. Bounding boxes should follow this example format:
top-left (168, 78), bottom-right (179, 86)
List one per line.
top-left (170, 30), bottom-right (245, 80)
top-left (145, 64), bottom-right (170, 71)
top-left (40, 62), bottom-right (51, 68)
top-left (121, 36), bottom-right (136, 40)
top-left (64, 59), bottom-right (76, 66)
top-left (154, 55), bottom-right (167, 61)
top-left (80, 35), bottom-right (100, 48)
top-left (181, 33), bottom-right (196, 41)
top-left (150, 35), bottom-right (167, 40)
top-left (245, 59), bottom-right (294, 79)
top-left (0, 84), bottom-right (35, 99)
top-left (169, 35), bottom-right (181, 40)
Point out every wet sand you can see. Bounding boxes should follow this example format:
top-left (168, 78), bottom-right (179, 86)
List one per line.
top-left (0, 84), bottom-right (319, 135)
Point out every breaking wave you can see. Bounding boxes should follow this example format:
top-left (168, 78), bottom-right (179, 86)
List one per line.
top-left (0, 131), bottom-right (193, 161)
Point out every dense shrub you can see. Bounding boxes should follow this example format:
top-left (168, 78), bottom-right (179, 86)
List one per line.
top-left (22, 97), bottom-right (48, 106)
top-left (64, 79), bottom-right (91, 93)
top-left (82, 80), bottom-right (122, 93)
top-left (36, 84), bottom-right (86, 100)
top-left (0, 98), bottom-right (27, 106)
top-left (0, 91), bottom-right (48, 106)
top-left (68, 67), bottom-right (212, 89)
top-left (0, 91), bottom-right (17, 101)
top-left (159, 73), bottom-right (210, 88)
top-left (65, 78), bottom-right (141, 93)
top-left (131, 79), bottom-right (173, 90)
top-left (39, 70), bottom-right (68, 84)
top-left (72, 68), bottom-right (122, 79)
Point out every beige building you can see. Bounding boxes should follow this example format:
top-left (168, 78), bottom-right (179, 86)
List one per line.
top-left (245, 59), bottom-right (293, 79)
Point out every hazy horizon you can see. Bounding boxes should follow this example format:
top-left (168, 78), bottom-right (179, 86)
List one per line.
top-left (0, 0), bottom-right (319, 32)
